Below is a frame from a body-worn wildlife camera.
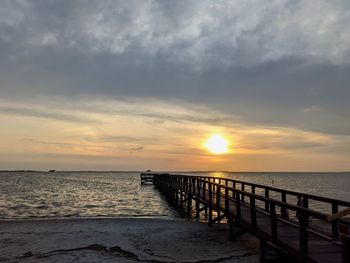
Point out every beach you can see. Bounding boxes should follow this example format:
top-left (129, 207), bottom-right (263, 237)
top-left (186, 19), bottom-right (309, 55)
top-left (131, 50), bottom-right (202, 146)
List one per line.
top-left (0, 218), bottom-right (259, 263)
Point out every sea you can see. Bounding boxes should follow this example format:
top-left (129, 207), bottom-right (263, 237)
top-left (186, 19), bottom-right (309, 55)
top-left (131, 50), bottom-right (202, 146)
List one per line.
top-left (0, 171), bottom-right (349, 219)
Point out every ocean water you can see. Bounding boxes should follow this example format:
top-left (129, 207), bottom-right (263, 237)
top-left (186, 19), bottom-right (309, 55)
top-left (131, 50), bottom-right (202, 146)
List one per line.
top-left (0, 171), bottom-right (176, 219)
top-left (0, 171), bottom-right (349, 219)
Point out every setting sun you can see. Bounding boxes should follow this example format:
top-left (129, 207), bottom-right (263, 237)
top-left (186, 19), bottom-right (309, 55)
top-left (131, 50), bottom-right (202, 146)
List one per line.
top-left (204, 134), bottom-right (229, 154)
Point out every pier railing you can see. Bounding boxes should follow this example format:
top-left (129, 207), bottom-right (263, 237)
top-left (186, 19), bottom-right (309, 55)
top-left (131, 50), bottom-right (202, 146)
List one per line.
top-left (199, 175), bottom-right (350, 236)
top-left (147, 173), bottom-right (350, 263)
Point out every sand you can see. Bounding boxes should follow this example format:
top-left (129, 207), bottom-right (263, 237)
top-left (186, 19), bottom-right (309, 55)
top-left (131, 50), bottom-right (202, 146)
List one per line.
top-left (0, 217), bottom-right (259, 263)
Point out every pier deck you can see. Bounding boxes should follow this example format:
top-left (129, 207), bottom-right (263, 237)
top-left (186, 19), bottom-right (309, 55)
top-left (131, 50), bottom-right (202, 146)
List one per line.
top-left (141, 173), bottom-right (350, 263)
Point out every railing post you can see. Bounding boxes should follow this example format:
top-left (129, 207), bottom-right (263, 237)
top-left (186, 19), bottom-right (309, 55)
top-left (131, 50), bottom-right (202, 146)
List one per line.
top-left (250, 196), bottom-right (257, 230)
top-left (192, 178), bottom-right (196, 194)
top-left (203, 181), bottom-right (206, 200)
top-left (180, 187), bottom-right (183, 207)
top-left (303, 196), bottom-right (309, 208)
top-left (303, 197), bottom-right (309, 227)
top-left (270, 203), bottom-right (277, 241)
top-left (187, 192), bottom-right (192, 217)
top-left (196, 179), bottom-right (200, 219)
top-left (217, 185), bottom-right (221, 221)
top-left (265, 189), bottom-right (269, 212)
top-left (208, 182), bottom-right (213, 226)
top-left (228, 217), bottom-right (235, 241)
top-left (299, 210), bottom-right (308, 261)
top-left (281, 192), bottom-right (287, 218)
top-left (342, 235), bottom-right (350, 263)
top-left (332, 202), bottom-right (339, 238)
top-left (241, 183), bottom-right (245, 202)
top-left (225, 187), bottom-right (229, 215)
top-left (175, 187), bottom-right (179, 206)
top-left (235, 191), bottom-right (241, 222)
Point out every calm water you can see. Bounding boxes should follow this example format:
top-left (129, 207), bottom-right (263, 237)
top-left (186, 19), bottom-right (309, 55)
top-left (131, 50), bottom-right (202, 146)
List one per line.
top-left (0, 171), bottom-right (349, 219)
top-left (0, 172), bottom-right (176, 219)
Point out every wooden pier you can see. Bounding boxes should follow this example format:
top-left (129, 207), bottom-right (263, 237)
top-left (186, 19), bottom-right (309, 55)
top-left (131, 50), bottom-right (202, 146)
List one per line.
top-left (141, 173), bottom-right (350, 263)
top-left (140, 173), bottom-right (154, 184)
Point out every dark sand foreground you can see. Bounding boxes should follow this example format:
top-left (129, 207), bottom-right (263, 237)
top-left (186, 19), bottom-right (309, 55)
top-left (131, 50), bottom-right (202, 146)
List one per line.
top-left (0, 218), bottom-right (259, 263)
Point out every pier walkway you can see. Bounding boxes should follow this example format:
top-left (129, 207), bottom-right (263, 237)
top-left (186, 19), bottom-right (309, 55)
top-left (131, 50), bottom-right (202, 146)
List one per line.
top-left (141, 173), bottom-right (350, 263)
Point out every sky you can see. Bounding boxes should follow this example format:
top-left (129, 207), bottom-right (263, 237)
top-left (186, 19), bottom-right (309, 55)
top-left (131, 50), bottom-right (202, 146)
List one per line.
top-left (0, 0), bottom-right (349, 171)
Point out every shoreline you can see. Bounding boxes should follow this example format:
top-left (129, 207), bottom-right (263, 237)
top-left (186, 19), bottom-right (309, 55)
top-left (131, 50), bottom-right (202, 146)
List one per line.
top-left (0, 217), bottom-right (259, 263)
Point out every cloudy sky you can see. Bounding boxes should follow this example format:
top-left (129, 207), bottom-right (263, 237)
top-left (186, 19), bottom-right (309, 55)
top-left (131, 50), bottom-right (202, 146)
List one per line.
top-left (0, 0), bottom-right (349, 171)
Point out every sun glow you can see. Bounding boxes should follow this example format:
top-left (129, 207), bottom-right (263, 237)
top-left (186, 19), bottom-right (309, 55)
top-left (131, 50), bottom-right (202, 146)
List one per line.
top-left (204, 134), bottom-right (229, 154)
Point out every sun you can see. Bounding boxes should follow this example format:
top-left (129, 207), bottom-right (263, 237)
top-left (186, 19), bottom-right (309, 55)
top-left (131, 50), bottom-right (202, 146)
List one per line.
top-left (204, 134), bottom-right (229, 154)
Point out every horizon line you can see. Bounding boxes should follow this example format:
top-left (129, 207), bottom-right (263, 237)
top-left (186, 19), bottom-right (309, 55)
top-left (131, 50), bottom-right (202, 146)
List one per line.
top-left (0, 170), bottom-right (349, 173)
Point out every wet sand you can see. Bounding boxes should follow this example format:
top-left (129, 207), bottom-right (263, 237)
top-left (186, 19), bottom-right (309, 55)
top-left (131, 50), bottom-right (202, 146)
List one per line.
top-left (0, 218), bottom-right (259, 263)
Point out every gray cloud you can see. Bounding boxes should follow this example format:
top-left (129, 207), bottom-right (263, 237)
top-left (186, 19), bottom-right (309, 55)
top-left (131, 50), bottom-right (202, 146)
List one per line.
top-left (101, 136), bottom-right (158, 145)
top-left (0, 105), bottom-right (97, 123)
top-left (21, 138), bottom-right (78, 147)
top-left (0, 0), bottom-right (349, 137)
top-left (130, 146), bottom-right (144, 152)
top-left (20, 137), bottom-right (148, 155)
top-left (2, 0), bottom-right (350, 67)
